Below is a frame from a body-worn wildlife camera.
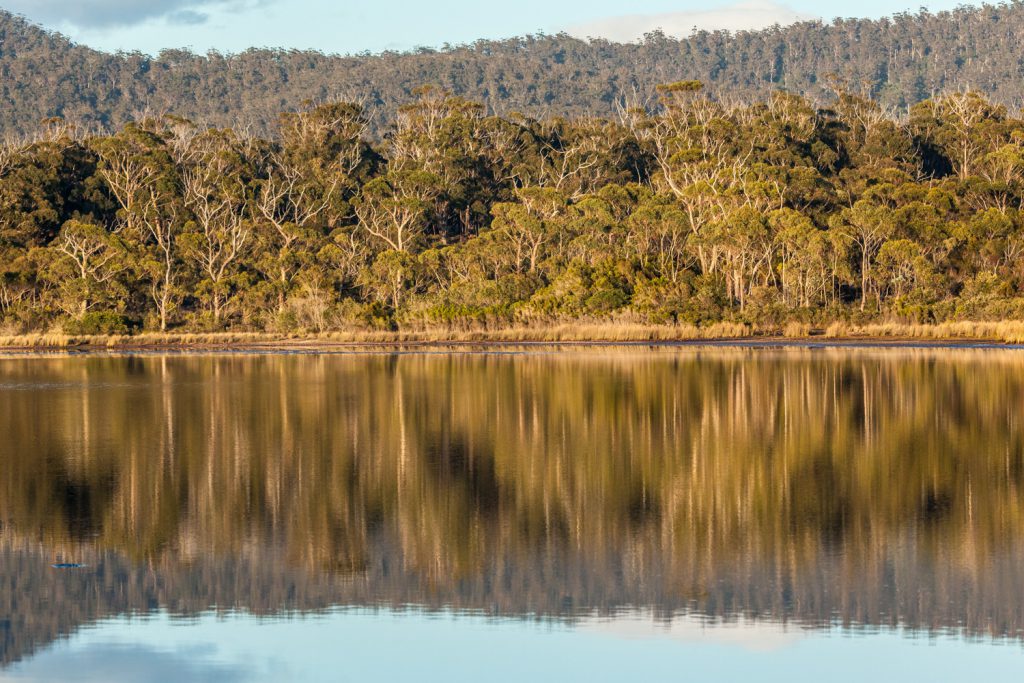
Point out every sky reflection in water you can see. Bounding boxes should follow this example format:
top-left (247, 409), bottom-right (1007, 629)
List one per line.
top-left (3, 610), bottom-right (1022, 683)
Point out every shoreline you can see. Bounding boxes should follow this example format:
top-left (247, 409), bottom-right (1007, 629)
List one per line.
top-left (5, 323), bottom-right (1024, 353)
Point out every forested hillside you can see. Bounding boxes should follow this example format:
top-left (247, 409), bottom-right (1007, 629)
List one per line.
top-left (3, 83), bottom-right (1024, 336)
top-left (2, 3), bottom-right (1024, 137)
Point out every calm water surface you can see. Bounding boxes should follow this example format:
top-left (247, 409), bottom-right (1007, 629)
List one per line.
top-left (1, 348), bottom-right (1023, 680)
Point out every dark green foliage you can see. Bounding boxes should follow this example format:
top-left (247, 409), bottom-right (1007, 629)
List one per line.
top-left (5, 81), bottom-right (1024, 333)
top-left (63, 311), bottom-right (133, 335)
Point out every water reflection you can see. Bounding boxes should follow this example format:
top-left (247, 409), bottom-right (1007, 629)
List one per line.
top-left (2, 349), bottom-right (1024, 667)
top-left (8, 609), bottom-right (1024, 683)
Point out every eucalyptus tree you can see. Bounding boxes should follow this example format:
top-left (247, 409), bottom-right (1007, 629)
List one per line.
top-left (0, 124), bottom-right (108, 327)
top-left (353, 170), bottom-right (440, 254)
top-left (179, 128), bottom-right (257, 326)
top-left (255, 102), bottom-right (377, 314)
top-left (910, 91), bottom-right (1013, 181)
top-left (644, 81), bottom-right (761, 275)
top-left (830, 200), bottom-right (898, 311)
top-left (43, 219), bottom-right (126, 318)
top-left (389, 87), bottom-right (504, 237)
top-left (490, 187), bottom-right (571, 275)
top-left (94, 123), bottom-right (184, 331)
top-left (773, 209), bottom-right (834, 308)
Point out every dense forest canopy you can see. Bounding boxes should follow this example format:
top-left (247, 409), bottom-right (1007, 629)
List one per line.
top-left (3, 83), bottom-right (1024, 335)
top-left (2, 3), bottom-right (1024, 138)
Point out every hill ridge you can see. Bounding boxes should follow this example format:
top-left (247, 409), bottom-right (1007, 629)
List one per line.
top-left (0, 3), bottom-right (1022, 135)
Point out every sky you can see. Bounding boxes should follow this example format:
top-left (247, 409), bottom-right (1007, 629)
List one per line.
top-left (0, 0), bottom-right (990, 56)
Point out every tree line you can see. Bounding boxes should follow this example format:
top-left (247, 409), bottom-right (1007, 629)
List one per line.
top-left (3, 84), bottom-right (1024, 335)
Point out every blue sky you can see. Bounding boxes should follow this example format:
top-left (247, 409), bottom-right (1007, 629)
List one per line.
top-left (0, 0), bottom-right (990, 55)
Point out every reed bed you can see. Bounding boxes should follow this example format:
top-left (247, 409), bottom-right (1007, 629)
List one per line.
top-left (782, 321), bottom-right (813, 338)
top-left (7, 320), bottom-right (1024, 349)
top-left (0, 322), bottom-right (754, 349)
top-left (824, 321), bottom-right (1024, 344)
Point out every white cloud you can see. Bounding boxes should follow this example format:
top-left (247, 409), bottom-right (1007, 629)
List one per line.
top-left (567, 1), bottom-right (819, 43)
top-left (1, 0), bottom-right (272, 29)
top-left (577, 611), bottom-right (808, 653)
top-left (0, 642), bottom-right (253, 682)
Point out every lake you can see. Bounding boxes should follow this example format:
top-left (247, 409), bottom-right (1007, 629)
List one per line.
top-left (1, 348), bottom-right (1023, 681)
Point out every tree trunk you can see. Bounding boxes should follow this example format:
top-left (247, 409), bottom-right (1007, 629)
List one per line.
top-left (278, 267), bottom-right (289, 314)
top-left (861, 250), bottom-right (869, 312)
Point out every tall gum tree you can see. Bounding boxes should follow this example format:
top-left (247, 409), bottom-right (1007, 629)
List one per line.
top-left (255, 102), bottom-right (375, 313)
top-left (96, 124), bottom-right (184, 331)
top-left (45, 219), bottom-right (126, 317)
top-left (180, 129), bottom-right (255, 326)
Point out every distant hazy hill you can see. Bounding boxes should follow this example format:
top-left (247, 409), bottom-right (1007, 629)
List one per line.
top-left (1, 2), bottom-right (1023, 136)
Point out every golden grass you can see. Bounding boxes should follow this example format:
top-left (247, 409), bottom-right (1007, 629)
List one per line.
top-left (0, 323), bottom-right (754, 349)
top-left (823, 321), bottom-right (1024, 344)
top-left (0, 332), bottom-right (283, 349)
top-left (783, 321), bottom-right (813, 338)
top-left (6, 320), bottom-right (1024, 350)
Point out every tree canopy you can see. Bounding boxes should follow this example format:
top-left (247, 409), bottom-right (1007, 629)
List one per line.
top-left (4, 86), bottom-right (1024, 335)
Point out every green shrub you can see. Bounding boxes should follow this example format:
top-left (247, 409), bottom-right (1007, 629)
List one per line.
top-left (584, 288), bottom-right (628, 314)
top-left (64, 312), bottom-right (133, 335)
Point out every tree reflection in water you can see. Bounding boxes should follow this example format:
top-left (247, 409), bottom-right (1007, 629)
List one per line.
top-left (2, 348), bottom-right (1024, 665)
